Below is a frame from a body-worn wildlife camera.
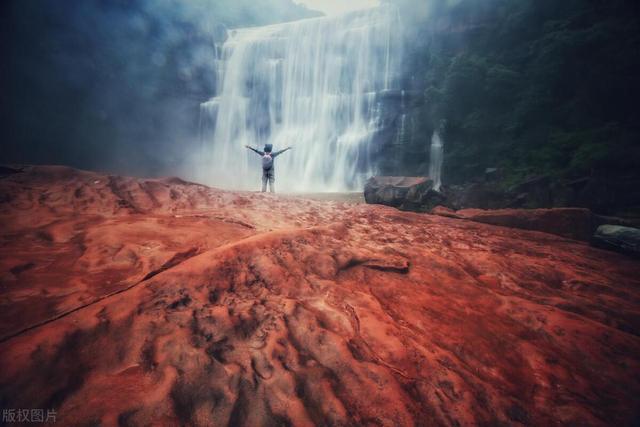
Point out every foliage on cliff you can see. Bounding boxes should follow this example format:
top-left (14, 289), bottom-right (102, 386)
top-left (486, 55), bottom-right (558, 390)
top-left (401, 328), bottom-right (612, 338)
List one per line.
top-left (397, 0), bottom-right (640, 187)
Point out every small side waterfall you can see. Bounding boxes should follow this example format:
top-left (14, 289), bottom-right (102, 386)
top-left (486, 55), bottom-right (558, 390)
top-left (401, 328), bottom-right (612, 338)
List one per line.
top-left (429, 130), bottom-right (444, 191)
top-left (199, 6), bottom-right (402, 192)
top-left (394, 90), bottom-right (409, 146)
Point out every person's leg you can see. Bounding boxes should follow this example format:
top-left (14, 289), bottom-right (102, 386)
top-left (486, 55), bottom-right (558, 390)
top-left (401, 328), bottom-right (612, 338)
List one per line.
top-left (269, 172), bottom-right (275, 193)
top-left (261, 172), bottom-right (268, 192)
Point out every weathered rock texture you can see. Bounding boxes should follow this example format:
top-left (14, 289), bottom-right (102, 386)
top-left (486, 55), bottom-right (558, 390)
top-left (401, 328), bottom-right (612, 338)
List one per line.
top-left (1, 166), bottom-right (640, 426)
top-left (364, 176), bottom-right (444, 211)
top-left (592, 225), bottom-right (640, 257)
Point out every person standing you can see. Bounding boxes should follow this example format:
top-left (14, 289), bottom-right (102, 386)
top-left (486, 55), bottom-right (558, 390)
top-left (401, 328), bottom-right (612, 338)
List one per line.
top-left (245, 143), bottom-right (292, 193)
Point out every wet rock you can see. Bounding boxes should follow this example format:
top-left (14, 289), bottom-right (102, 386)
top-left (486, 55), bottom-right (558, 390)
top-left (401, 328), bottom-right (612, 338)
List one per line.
top-left (592, 225), bottom-right (640, 257)
top-left (365, 176), bottom-right (431, 206)
top-left (364, 176), bottom-right (445, 211)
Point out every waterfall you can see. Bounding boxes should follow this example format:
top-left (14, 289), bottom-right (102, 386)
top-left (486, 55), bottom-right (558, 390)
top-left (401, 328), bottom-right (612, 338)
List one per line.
top-left (200, 6), bottom-right (401, 192)
top-left (429, 130), bottom-right (444, 192)
top-left (395, 90), bottom-right (407, 145)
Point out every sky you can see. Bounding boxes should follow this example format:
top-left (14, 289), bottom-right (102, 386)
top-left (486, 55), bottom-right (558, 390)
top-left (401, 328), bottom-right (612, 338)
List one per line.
top-left (294, 0), bottom-right (381, 16)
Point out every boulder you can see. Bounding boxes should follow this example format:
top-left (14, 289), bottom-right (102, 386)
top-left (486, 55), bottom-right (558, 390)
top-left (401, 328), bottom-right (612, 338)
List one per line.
top-left (365, 176), bottom-right (425, 207)
top-left (364, 176), bottom-right (445, 211)
top-left (592, 225), bottom-right (640, 257)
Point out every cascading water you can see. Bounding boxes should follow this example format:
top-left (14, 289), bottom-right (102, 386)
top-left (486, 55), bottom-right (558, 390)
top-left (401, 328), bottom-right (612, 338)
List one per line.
top-left (200, 6), bottom-right (401, 192)
top-left (429, 130), bottom-right (444, 192)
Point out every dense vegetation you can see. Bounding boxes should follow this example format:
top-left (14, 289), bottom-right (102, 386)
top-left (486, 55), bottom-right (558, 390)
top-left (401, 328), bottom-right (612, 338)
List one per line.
top-left (394, 0), bottom-right (640, 189)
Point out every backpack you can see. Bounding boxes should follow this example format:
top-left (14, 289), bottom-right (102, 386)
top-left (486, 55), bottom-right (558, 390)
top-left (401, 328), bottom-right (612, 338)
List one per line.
top-left (262, 153), bottom-right (273, 170)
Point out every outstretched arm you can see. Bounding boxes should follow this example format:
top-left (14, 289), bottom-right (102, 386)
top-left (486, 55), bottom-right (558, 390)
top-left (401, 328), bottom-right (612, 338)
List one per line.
top-left (271, 146), bottom-right (292, 158)
top-left (245, 145), bottom-right (264, 156)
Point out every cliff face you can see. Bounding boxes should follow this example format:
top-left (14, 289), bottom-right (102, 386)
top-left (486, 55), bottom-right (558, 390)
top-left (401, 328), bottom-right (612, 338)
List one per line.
top-left (378, 0), bottom-right (640, 216)
top-left (0, 0), bottom-right (320, 176)
top-left (1, 166), bottom-right (639, 425)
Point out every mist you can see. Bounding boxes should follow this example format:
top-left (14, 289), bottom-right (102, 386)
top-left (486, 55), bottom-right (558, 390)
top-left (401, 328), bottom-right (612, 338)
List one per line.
top-left (2, 0), bottom-right (638, 201)
top-left (0, 0), bottom-right (320, 178)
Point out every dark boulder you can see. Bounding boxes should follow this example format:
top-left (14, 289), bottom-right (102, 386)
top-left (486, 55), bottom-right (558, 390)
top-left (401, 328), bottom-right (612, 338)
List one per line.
top-left (364, 176), bottom-right (444, 211)
top-left (592, 225), bottom-right (640, 257)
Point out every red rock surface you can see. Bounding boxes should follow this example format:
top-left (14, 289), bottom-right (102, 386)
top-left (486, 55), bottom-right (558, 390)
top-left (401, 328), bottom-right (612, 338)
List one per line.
top-left (431, 206), bottom-right (596, 241)
top-left (1, 166), bottom-right (639, 426)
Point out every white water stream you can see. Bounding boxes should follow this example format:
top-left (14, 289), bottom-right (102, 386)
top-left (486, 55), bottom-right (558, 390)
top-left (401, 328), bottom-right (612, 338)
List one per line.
top-left (200, 6), bottom-right (402, 191)
top-left (429, 130), bottom-right (444, 191)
